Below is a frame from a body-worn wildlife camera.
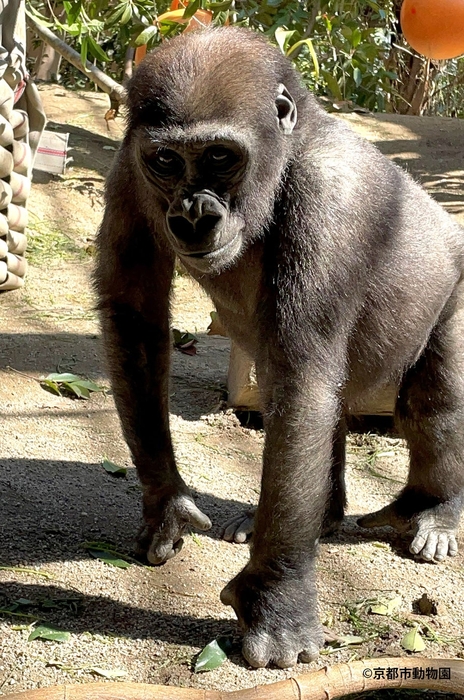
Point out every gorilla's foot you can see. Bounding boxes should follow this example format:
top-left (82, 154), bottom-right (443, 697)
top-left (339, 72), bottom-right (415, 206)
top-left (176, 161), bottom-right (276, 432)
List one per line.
top-left (358, 503), bottom-right (411, 532)
top-left (410, 506), bottom-right (459, 561)
top-left (358, 497), bottom-right (461, 562)
top-left (220, 563), bottom-right (323, 668)
top-left (221, 508), bottom-right (255, 543)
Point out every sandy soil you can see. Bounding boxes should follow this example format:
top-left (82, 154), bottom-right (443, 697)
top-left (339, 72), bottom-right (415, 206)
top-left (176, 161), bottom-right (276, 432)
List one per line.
top-left (0, 85), bottom-right (463, 696)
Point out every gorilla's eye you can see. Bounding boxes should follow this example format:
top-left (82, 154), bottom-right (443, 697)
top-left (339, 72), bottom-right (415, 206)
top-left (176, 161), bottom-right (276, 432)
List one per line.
top-left (206, 147), bottom-right (239, 173)
top-left (147, 149), bottom-right (184, 179)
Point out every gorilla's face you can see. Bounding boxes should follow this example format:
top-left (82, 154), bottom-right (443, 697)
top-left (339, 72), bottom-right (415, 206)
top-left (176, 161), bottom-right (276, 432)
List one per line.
top-left (133, 81), bottom-right (297, 275)
top-left (138, 135), bottom-right (248, 273)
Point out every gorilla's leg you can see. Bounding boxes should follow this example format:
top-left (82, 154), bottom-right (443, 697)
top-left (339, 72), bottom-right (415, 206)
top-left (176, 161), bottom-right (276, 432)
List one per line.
top-left (222, 418), bottom-right (346, 543)
top-left (359, 285), bottom-right (464, 561)
top-left (322, 418), bottom-right (347, 535)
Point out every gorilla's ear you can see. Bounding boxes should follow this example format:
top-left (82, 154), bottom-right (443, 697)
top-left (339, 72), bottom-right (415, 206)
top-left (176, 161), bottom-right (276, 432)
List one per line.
top-left (276, 84), bottom-right (297, 135)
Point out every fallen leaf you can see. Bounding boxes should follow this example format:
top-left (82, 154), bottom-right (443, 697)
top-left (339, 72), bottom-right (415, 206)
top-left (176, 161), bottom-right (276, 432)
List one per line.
top-left (325, 634), bottom-right (364, 649)
top-left (194, 637), bottom-right (233, 672)
top-left (369, 595), bottom-right (402, 616)
top-left (172, 328), bottom-right (198, 355)
top-left (102, 459), bottom-right (127, 477)
top-left (47, 662), bottom-right (126, 678)
top-left (28, 624), bottom-right (70, 643)
top-left (41, 373), bottom-right (103, 400)
top-left (401, 626), bottom-right (426, 652)
top-left (90, 667), bottom-right (127, 679)
top-left (87, 550), bottom-right (131, 569)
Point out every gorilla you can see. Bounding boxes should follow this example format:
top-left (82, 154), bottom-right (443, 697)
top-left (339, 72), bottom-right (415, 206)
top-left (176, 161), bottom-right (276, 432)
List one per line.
top-left (94, 27), bottom-right (464, 668)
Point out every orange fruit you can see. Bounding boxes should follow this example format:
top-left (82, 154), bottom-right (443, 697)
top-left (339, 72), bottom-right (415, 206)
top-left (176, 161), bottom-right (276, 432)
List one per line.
top-left (400, 0), bottom-right (464, 59)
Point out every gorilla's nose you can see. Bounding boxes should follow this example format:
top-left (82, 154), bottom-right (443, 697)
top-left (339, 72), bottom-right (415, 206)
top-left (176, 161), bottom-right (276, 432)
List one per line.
top-left (182, 191), bottom-right (224, 223)
top-left (167, 191), bottom-right (225, 245)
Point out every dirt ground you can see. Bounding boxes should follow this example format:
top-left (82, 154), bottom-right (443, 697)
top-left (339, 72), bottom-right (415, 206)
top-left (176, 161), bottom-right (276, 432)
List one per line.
top-left (0, 85), bottom-right (464, 696)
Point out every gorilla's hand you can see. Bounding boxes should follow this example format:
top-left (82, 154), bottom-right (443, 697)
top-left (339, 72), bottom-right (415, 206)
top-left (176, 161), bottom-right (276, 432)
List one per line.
top-left (221, 562), bottom-right (324, 668)
top-left (138, 487), bottom-right (212, 564)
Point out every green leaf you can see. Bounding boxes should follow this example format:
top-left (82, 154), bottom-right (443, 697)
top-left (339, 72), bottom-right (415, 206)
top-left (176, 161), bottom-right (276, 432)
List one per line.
top-left (81, 541), bottom-right (141, 565)
top-left (106, 5), bottom-right (127, 25)
top-left (72, 379), bottom-right (102, 392)
top-left (134, 25), bottom-right (158, 46)
top-left (287, 38), bottom-right (319, 79)
top-left (206, 0), bottom-right (232, 10)
top-left (28, 624), bottom-right (70, 643)
top-left (274, 27), bottom-right (295, 54)
top-left (24, 7), bottom-right (54, 28)
top-left (353, 67), bottom-right (362, 87)
top-left (65, 382), bottom-right (90, 399)
top-left (88, 550), bottom-right (131, 569)
top-left (87, 36), bottom-right (110, 63)
top-left (369, 595), bottom-right (401, 616)
top-left (86, 19), bottom-right (104, 31)
top-left (120, 4), bottom-right (133, 25)
top-left (80, 36), bottom-right (89, 68)
top-left (351, 28), bottom-right (362, 48)
top-left (194, 637), bottom-right (233, 672)
top-left (102, 459), bottom-right (127, 477)
top-left (0, 566), bottom-right (55, 580)
top-left (172, 328), bottom-right (198, 349)
top-left (45, 373), bottom-right (81, 383)
top-left (321, 70), bottom-right (342, 100)
top-left (62, 22), bottom-right (82, 37)
top-left (401, 626), bottom-right (426, 652)
top-left (41, 379), bottom-right (62, 396)
top-left (0, 607), bottom-right (38, 621)
top-left (64, 1), bottom-right (81, 26)
top-left (42, 373), bottom-right (103, 400)
top-left (182, 0), bottom-right (201, 20)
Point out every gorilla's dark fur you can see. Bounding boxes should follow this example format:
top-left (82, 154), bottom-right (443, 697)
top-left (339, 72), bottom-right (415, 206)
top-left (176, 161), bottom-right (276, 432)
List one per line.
top-left (95, 28), bottom-right (464, 668)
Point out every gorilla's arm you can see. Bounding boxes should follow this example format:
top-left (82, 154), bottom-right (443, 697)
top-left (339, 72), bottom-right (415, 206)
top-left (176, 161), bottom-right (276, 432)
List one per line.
top-left (221, 336), bottom-right (345, 667)
top-left (94, 166), bottom-right (211, 562)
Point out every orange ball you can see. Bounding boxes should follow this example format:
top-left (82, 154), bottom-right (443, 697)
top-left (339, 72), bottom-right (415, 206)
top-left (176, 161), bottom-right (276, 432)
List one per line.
top-left (400, 0), bottom-right (464, 59)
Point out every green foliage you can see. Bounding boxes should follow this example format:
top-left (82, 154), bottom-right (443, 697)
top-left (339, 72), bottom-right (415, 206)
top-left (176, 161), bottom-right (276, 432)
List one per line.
top-left (102, 458), bottom-right (127, 477)
top-left (87, 549), bottom-right (132, 567)
top-left (27, 0), bottom-right (464, 116)
top-left (194, 637), bottom-right (233, 672)
top-left (81, 541), bottom-right (140, 567)
top-left (41, 372), bottom-right (103, 399)
top-left (28, 623), bottom-right (71, 643)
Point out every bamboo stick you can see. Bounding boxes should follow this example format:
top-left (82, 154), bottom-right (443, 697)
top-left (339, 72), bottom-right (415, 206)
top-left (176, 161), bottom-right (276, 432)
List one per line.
top-left (3, 658), bottom-right (464, 700)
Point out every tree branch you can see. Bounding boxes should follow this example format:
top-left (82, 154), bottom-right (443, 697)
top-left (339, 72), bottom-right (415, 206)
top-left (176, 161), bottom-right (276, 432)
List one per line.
top-left (26, 13), bottom-right (126, 109)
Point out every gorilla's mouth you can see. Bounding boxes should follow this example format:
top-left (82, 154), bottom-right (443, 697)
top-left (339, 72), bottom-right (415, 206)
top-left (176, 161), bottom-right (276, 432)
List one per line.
top-left (179, 231), bottom-right (241, 262)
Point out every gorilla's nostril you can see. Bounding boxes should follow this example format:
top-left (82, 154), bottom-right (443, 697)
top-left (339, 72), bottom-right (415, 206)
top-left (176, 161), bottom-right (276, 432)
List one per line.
top-left (167, 216), bottom-right (194, 241)
top-left (168, 214), bottom-right (222, 243)
top-left (195, 214), bottom-right (222, 238)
